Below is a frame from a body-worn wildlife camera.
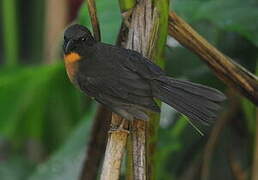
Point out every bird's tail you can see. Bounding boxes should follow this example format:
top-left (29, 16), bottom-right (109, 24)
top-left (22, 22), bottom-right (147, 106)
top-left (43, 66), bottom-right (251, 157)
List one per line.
top-left (151, 76), bottom-right (226, 125)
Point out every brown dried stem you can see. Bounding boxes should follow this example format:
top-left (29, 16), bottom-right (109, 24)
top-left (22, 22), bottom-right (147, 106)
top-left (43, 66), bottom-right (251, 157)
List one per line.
top-left (228, 151), bottom-right (247, 180)
top-left (100, 114), bottom-right (129, 180)
top-left (99, 22), bottom-right (130, 180)
top-left (124, 0), bottom-right (168, 179)
top-left (131, 120), bottom-right (147, 179)
top-left (86, 0), bottom-right (101, 41)
top-left (168, 12), bottom-right (258, 105)
top-left (80, 106), bottom-right (111, 180)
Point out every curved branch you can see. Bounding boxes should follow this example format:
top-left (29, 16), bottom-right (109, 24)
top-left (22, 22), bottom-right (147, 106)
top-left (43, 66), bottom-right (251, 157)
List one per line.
top-left (168, 12), bottom-right (258, 105)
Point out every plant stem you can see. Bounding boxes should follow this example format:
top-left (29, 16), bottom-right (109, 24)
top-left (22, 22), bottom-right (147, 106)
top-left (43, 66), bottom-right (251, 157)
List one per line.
top-left (119, 0), bottom-right (169, 179)
top-left (44, 0), bottom-right (68, 63)
top-left (201, 91), bottom-right (240, 180)
top-left (126, 133), bottom-right (134, 180)
top-left (168, 12), bottom-right (258, 105)
top-left (118, 0), bottom-right (136, 12)
top-left (2, 0), bottom-right (18, 67)
top-left (80, 1), bottom-right (108, 179)
top-left (100, 114), bottom-right (129, 180)
top-left (252, 108), bottom-right (258, 180)
top-left (251, 64), bottom-right (258, 180)
top-left (80, 106), bottom-right (111, 180)
top-left (86, 0), bottom-right (101, 41)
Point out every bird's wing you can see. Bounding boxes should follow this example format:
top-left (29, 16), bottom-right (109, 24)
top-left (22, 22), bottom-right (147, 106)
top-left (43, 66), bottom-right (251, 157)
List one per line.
top-left (118, 49), bottom-right (166, 79)
top-left (77, 68), bottom-right (159, 112)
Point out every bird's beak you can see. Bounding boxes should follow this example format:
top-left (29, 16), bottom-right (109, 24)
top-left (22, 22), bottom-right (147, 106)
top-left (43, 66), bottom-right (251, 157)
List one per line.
top-left (64, 40), bottom-right (74, 54)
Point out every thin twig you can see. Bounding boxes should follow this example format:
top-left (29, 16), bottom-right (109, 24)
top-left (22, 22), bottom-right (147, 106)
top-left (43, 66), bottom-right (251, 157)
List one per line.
top-left (178, 158), bottom-right (202, 180)
top-left (86, 0), bottom-right (101, 41)
top-left (168, 12), bottom-right (258, 105)
top-left (201, 91), bottom-right (240, 180)
top-left (80, 1), bottom-right (106, 179)
top-left (228, 150), bottom-right (247, 180)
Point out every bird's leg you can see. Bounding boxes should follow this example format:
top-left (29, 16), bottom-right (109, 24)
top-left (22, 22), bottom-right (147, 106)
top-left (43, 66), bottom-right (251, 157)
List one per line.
top-left (109, 119), bottom-right (130, 134)
top-left (122, 9), bottom-right (133, 28)
top-left (118, 119), bottom-right (130, 133)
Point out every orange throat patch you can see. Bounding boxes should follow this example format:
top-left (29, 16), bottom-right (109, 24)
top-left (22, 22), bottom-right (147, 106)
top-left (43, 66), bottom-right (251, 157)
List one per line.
top-left (64, 52), bottom-right (81, 63)
top-left (64, 52), bottom-right (81, 84)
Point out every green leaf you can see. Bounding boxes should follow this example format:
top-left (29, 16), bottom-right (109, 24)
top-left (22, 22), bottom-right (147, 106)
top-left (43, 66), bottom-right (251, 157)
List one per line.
top-left (28, 108), bottom-right (96, 180)
top-left (0, 63), bottom-right (86, 151)
top-left (156, 116), bottom-right (188, 180)
top-left (174, 0), bottom-right (258, 46)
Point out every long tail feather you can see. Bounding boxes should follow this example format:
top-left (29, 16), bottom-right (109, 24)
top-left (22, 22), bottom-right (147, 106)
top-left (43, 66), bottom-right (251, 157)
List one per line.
top-left (152, 76), bottom-right (226, 125)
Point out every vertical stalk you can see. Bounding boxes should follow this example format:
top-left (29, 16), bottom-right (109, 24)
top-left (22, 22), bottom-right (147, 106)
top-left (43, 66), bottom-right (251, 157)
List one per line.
top-left (86, 0), bottom-right (101, 41)
top-left (100, 114), bottom-right (129, 180)
top-left (118, 0), bottom-right (169, 179)
top-left (131, 120), bottom-right (147, 179)
top-left (99, 26), bottom-right (131, 179)
top-left (80, 1), bottom-right (110, 180)
top-left (252, 64), bottom-right (258, 180)
top-left (44, 0), bottom-right (68, 63)
top-left (2, 0), bottom-right (18, 67)
top-left (84, 0), bottom-right (131, 179)
top-left (252, 108), bottom-right (258, 180)
top-left (80, 106), bottom-right (111, 180)
top-left (126, 133), bottom-right (134, 180)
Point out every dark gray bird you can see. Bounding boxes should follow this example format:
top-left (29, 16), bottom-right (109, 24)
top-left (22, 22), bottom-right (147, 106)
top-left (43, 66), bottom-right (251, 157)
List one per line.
top-left (63, 24), bottom-right (226, 125)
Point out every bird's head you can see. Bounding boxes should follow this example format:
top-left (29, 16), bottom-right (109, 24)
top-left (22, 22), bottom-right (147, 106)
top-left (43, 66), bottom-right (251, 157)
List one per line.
top-left (63, 24), bottom-right (96, 61)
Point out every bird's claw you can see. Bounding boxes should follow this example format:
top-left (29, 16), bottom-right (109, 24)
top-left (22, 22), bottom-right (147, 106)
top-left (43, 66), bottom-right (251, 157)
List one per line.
top-left (122, 9), bottom-right (133, 28)
top-left (109, 120), bottom-right (130, 134)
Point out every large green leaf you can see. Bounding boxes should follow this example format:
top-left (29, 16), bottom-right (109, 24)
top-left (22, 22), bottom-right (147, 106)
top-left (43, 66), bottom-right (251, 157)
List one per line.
top-left (174, 0), bottom-right (258, 46)
top-left (0, 63), bottom-right (86, 151)
top-left (28, 108), bottom-right (96, 180)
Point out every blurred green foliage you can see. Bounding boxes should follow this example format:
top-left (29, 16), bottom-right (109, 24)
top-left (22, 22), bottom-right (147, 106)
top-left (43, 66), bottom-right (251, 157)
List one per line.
top-left (1, 0), bottom-right (18, 66)
top-left (0, 0), bottom-right (257, 179)
top-left (174, 0), bottom-right (258, 46)
top-left (78, 0), bottom-right (121, 44)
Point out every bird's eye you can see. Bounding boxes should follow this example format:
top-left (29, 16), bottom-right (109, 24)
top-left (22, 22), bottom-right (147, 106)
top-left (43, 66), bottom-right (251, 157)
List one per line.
top-left (81, 37), bottom-right (86, 41)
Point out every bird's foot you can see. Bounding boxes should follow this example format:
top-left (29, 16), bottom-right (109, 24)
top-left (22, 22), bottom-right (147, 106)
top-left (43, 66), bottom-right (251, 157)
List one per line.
top-left (109, 119), bottom-right (130, 134)
top-left (122, 9), bottom-right (133, 28)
